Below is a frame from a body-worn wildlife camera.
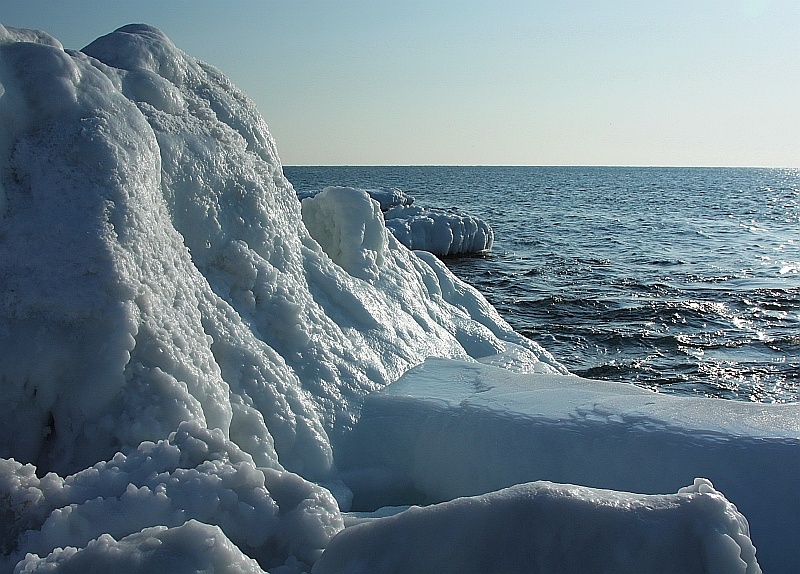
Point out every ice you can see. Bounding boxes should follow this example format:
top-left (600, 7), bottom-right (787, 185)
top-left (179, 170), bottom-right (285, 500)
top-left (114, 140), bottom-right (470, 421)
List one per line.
top-left (298, 185), bottom-right (493, 256)
top-left (0, 21), bottom-right (797, 573)
top-left (13, 521), bottom-right (268, 574)
top-left (315, 478), bottom-right (758, 574)
top-left (301, 186), bottom-right (389, 282)
top-left (0, 421), bottom-right (341, 572)
top-left (0, 22), bottom-right (558, 478)
top-left (297, 186), bottom-right (413, 212)
top-left (384, 204), bottom-right (494, 256)
top-left (337, 358), bottom-right (799, 572)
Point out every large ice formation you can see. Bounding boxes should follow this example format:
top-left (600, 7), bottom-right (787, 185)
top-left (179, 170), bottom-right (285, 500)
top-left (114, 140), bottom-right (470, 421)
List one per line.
top-left (0, 22), bottom-right (796, 574)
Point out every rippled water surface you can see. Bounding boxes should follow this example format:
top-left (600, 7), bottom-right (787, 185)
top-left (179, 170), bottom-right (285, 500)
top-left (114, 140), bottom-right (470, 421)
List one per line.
top-left (286, 166), bottom-right (800, 403)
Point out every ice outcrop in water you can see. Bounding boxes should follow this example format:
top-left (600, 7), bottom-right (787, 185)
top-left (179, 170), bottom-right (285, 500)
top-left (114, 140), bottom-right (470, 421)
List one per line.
top-left (298, 185), bottom-right (494, 256)
top-left (384, 203), bottom-right (494, 256)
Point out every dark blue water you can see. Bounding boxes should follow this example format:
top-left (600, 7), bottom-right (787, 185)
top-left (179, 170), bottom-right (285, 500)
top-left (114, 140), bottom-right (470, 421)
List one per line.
top-left (285, 166), bottom-right (800, 403)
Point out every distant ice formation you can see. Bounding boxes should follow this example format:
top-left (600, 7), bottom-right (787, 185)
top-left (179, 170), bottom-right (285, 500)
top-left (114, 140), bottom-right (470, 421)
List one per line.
top-left (299, 186), bottom-right (494, 256)
top-left (0, 21), bottom-right (796, 574)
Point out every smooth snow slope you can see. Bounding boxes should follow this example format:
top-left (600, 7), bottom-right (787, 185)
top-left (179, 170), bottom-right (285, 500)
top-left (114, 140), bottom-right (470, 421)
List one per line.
top-left (0, 21), bottom-right (794, 574)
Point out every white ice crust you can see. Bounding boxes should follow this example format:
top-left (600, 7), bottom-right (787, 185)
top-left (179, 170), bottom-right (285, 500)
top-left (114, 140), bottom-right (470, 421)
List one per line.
top-left (385, 204), bottom-right (494, 256)
top-left (0, 22), bottom-right (796, 574)
top-left (298, 185), bottom-right (494, 256)
top-left (316, 478), bottom-right (758, 574)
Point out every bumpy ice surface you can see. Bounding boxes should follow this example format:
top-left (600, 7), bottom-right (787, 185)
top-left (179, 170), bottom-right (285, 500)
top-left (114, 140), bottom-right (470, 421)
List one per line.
top-left (0, 21), bottom-right (795, 574)
top-left (298, 185), bottom-right (494, 256)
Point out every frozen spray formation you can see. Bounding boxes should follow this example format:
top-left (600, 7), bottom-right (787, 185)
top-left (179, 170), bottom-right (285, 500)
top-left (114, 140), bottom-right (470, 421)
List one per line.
top-left (0, 22), bottom-right (560, 478)
top-left (0, 22), bottom-right (795, 573)
top-left (298, 185), bottom-right (495, 257)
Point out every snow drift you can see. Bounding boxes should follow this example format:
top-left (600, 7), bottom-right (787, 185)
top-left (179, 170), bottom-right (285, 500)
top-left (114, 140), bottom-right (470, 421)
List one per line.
top-left (0, 21), bottom-right (795, 573)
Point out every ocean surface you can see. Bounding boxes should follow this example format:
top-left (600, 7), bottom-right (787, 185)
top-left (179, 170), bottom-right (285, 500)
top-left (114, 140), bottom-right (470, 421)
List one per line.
top-left (285, 166), bottom-right (800, 403)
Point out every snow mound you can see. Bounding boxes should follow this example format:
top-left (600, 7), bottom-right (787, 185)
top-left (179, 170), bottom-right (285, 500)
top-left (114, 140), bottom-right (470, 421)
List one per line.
top-left (315, 478), bottom-right (758, 574)
top-left (297, 185), bottom-right (413, 211)
top-left (14, 521), bottom-right (267, 574)
top-left (338, 357), bottom-right (799, 572)
top-left (0, 22), bottom-right (561, 479)
top-left (0, 21), bottom-right (563, 572)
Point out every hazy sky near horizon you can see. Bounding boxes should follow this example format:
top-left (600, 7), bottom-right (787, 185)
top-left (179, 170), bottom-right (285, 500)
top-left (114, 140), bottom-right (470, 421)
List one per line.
top-left (2, 1), bottom-right (798, 166)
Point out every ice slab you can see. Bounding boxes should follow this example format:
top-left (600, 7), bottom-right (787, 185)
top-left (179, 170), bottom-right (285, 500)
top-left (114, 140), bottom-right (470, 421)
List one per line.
top-left (336, 358), bottom-right (800, 573)
top-left (316, 478), bottom-right (759, 574)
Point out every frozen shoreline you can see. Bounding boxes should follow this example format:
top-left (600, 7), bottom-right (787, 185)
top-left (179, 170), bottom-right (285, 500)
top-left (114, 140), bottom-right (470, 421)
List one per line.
top-left (0, 22), bottom-right (796, 574)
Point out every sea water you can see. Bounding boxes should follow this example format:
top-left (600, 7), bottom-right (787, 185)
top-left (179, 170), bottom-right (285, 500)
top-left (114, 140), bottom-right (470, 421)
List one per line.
top-left (285, 166), bottom-right (800, 403)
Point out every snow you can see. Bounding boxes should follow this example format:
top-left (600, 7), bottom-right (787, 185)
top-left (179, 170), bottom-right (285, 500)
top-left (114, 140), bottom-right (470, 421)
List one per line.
top-left (0, 21), bottom-right (797, 574)
top-left (297, 186), bottom-right (413, 212)
top-left (1, 421), bottom-right (341, 572)
top-left (301, 187), bottom-right (388, 282)
top-left (297, 185), bottom-right (494, 256)
top-left (14, 521), bottom-right (267, 574)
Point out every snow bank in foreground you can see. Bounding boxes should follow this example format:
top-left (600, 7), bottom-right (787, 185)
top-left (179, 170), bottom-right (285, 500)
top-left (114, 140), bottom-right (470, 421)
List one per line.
top-left (298, 186), bottom-right (494, 256)
top-left (315, 478), bottom-right (758, 574)
top-left (1, 421), bottom-right (340, 572)
top-left (14, 521), bottom-right (266, 574)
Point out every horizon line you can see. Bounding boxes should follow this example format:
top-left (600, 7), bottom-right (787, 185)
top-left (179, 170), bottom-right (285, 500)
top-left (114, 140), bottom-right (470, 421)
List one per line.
top-left (283, 164), bottom-right (799, 169)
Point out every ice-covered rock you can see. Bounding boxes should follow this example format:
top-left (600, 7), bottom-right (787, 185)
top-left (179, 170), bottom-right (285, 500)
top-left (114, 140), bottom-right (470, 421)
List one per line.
top-left (0, 22), bottom-right (561, 479)
top-left (0, 21), bottom-right (561, 572)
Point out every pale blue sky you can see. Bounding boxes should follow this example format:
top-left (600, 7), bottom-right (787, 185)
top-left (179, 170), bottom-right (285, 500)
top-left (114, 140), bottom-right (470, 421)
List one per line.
top-left (2, 1), bottom-right (798, 166)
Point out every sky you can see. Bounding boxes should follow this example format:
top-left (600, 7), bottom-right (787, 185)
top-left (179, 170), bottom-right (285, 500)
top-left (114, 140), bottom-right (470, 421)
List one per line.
top-left (1, 1), bottom-right (798, 166)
